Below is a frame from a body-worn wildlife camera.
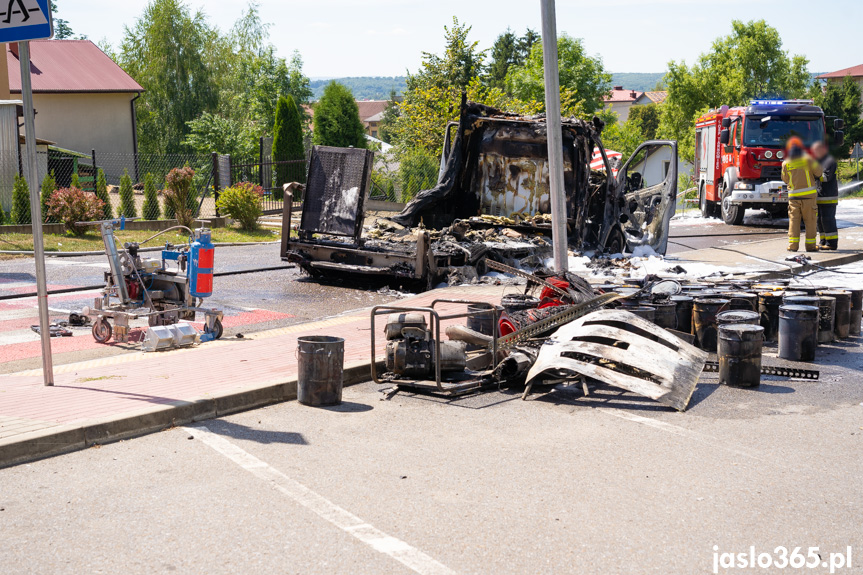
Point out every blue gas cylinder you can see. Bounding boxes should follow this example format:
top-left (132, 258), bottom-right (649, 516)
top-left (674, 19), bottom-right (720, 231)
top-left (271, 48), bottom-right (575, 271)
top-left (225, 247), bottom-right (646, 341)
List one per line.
top-left (189, 229), bottom-right (214, 298)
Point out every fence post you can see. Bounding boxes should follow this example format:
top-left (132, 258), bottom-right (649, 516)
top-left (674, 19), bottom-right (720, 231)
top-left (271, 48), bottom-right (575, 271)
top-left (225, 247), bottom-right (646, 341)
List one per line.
top-left (259, 137), bottom-right (264, 188)
top-left (212, 152), bottom-right (220, 217)
top-left (91, 149), bottom-right (97, 193)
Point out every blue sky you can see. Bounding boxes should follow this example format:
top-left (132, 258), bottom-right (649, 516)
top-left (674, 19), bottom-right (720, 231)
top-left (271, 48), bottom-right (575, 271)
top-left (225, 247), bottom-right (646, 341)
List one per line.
top-left (69, 0), bottom-right (861, 78)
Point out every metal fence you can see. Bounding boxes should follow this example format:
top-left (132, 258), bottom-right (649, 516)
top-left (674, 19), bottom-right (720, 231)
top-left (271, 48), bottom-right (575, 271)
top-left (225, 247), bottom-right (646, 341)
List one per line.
top-left (0, 149), bottom-right (218, 223)
top-left (0, 142), bottom-right (432, 224)
top-left (227, 155), bottom-right (306, 214)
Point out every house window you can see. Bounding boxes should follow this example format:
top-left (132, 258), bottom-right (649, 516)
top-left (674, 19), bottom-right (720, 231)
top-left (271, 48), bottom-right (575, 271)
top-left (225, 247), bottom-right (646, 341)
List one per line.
top-left (372, 130), bottom-right (378, 138)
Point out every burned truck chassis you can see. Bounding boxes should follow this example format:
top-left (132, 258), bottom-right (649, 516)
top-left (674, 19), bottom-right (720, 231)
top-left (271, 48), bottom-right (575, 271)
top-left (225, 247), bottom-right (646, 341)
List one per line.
top-left (281, 101), bottom-right (678, 288)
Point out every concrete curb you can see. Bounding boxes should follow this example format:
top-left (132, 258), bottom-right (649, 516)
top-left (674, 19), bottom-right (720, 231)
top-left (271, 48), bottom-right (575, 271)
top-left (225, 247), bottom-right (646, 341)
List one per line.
top-left (0, 360), bottom-right (381, 469)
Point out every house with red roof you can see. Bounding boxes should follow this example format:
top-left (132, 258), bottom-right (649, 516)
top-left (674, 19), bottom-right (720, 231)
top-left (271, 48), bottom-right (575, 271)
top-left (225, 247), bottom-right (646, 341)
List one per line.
top-left (816, 64), bottom-right (863, 119)
top-left (6, 40), bottom-right (143, 159)
top-left (602, 86), bottom-right (642, 122)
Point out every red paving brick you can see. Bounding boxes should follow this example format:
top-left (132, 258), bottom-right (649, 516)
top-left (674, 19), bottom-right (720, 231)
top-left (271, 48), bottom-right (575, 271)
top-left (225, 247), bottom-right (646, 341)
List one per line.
top-left (0, 286), bottom-right (501, 435)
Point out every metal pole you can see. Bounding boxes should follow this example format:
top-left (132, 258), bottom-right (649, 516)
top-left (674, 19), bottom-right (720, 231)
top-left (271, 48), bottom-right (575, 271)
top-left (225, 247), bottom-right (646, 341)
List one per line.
top-left (19, 41), bottom-right (53, 386)
top-left (540, 0), bottom-right (568, 273)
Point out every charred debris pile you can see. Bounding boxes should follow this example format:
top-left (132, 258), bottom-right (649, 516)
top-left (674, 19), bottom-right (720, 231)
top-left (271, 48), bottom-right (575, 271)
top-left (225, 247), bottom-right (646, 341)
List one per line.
top-left (374, 270), bottom-right (836, 411)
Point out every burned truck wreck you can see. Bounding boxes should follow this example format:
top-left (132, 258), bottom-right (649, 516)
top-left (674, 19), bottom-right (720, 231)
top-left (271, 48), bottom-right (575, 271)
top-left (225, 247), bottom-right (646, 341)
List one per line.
top-left (281, 101), bottom-right (678, 288)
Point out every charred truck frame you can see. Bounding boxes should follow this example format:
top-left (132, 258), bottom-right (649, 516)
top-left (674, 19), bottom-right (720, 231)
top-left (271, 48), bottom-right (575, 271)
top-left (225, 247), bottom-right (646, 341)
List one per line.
top-left (282, 101), bottom-right (678, 288)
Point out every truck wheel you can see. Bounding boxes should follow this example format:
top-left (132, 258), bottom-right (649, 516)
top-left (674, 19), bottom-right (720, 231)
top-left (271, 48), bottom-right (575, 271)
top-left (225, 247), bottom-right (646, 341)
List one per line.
top-left (720, 185), bottom-right (745, 225)
top-left (699, 183), bottom-right (717, 219)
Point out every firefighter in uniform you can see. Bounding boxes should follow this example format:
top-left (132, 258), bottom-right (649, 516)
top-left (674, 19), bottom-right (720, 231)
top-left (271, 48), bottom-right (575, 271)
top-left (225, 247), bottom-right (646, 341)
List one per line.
top-left (781, 137), bottom-right (822, 252)
top-left (812, 141), bottom-right (839, 250)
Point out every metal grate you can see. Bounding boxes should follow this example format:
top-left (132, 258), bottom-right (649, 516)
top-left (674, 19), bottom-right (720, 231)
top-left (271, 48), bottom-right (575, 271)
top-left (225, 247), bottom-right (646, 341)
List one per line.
top-left (761, 166), bottom-right (782, 180)
top-left (300, 146), bottom-right (373, 238)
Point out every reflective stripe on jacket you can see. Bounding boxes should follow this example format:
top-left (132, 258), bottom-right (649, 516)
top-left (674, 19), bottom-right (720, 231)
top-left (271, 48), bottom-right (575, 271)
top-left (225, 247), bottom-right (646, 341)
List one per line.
top-left (782, 155), bottom-right (823, 195)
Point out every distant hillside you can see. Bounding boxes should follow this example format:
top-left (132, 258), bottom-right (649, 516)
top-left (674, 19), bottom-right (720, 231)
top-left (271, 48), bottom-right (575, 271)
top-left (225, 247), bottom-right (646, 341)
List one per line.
top-left (312, 73), bottom-right (668, 101)
top-left (311, 77), bottom-right (406, 101)
top-left (610, 73), bottom-right (666, 92)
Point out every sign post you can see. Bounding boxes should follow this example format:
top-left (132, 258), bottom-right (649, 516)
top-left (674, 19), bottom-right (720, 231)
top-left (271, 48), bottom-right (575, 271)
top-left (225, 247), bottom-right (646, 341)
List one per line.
top-left (853, 142), bottom-right (861, 182)
top-left (539, 0), bottom-right (568, 273)
top-left (2, 0), bottom-right (54, 385)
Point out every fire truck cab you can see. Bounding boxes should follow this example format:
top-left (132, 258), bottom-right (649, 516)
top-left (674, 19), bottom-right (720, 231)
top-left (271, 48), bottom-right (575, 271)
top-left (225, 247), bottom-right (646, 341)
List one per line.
top-left (695, 100), bottom-right (843, 225)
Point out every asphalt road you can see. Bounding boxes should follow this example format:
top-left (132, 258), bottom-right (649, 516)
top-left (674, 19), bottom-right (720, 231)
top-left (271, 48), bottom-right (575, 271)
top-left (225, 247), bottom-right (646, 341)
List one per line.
top-left (667, 202), bottom-right (863, 254)
top-left (1, 335), bottom-right (861, 574)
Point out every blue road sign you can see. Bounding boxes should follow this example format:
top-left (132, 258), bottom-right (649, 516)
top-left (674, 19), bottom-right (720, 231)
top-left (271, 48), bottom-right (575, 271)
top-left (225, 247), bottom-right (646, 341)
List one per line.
top-left (0, 0), bottom-right (52, 43)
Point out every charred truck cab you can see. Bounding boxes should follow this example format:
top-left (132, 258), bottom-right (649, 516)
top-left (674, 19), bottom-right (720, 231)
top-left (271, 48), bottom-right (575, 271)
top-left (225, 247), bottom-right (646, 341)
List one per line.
top-left (696, 100), bottom-right (844, 226)
top-left (282, 101), bottom-right (678, 289)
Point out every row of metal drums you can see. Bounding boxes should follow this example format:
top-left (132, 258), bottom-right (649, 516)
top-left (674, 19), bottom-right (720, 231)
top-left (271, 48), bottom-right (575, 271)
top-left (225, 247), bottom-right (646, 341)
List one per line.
top-left (604, 281), bottom-right (863, 387)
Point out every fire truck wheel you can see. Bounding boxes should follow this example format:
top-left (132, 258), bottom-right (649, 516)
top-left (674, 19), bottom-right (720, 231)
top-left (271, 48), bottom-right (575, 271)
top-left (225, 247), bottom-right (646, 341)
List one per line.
top-left (720, 187), bottom-right (745, 225)
top-left (92, 319), bottom-right (112, 344)
top-left (205, 319), bottom-right (223, 340)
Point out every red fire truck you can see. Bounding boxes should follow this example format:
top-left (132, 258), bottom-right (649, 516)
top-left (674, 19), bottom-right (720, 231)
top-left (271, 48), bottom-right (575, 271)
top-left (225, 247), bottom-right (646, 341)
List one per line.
top-left (695, 100), bottom-right (844, 225)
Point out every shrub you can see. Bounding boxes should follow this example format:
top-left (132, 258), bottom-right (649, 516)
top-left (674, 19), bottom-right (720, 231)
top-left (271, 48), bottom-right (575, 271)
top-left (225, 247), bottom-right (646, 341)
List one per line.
top-left (216, 181), bottom-right (263, 230)
top-left (0, 205), bottom-right (5, 225)
top-left (142, 172), bottom-right (160, 220)
top-left (95, 168), bottom-right (112, 220)
top-left (70, 172), bottom-right (80, 189)
top-left (273, 94), bottom-right (306, 195)
top-left (47, 187), bottom-right (104, 236)
top-left (11, 174), bottom-right (31, 225)
top-left (164, 166), bottom-right (196, 228)
top-left (313, 81), bottom-right (367, 149)
top-left (118, 169), bottom-right (137, 218)
top-left (40, 171), bottom-right (57, 223)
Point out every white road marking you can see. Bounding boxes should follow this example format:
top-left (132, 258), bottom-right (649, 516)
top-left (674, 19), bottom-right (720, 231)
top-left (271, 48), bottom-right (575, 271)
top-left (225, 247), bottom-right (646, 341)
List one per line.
top-left (185, 425), bottom-right (456, 575)
top-left (44, 260), bottom-right (109, 268)
top-left (595, 409), bottom-right (762, 461)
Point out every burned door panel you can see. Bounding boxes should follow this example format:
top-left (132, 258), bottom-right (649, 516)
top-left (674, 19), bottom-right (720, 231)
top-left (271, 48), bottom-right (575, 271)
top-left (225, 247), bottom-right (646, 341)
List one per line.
top-left (615, 141), bottom-right (678, 254)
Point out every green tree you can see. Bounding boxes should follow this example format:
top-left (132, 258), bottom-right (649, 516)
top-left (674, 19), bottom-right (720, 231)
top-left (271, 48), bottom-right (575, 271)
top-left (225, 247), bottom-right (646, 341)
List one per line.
top-left (399, 150), bottom-right (438, 201)
top-left (659, 19), bottom-right (810, 162)
top-left (119, 169), bottom-right (137, 218)
top-left (505, 34), bottom-right (612, 117)
top-left (11, 175), bottom-right (30, 225)
top-left (378, 89), bottom-right (400, 144)
top-left (50, 0), bottom-right (77, 40)
top-left (810, 76), bottom-right (863, 159)
top-left (70, 172), bottom-right (80, 189)
top-left (392, 19), bottom-right (542, 157)
top-left (40, 171), bottom-right (57, 223)
top-left (313, 82), bottom-right (366, 149)
top-left (415, 17), bottom-right (485, 92)
top-left (627, 104), bottom-right (661, 140)
top-left (94, 169), bottom-right (112, 219)
top-left (183, 111), bottom-right (258, 157)
top-left (272, 94), bottom-right (305, 193)
top-left (601, 112), bottom-right (644, 159)
top-left (142, 172), bottom-right (161, 220)
top-left (485, 29), bottom-right (519, 91)
top-left (119, 0), bottom-right (218, 154)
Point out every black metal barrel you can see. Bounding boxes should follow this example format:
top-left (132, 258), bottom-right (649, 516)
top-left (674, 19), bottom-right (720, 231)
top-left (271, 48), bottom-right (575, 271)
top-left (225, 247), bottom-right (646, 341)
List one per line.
top-left (758, 292), bottom-right (783, 342)
top-left (693, 298), bottom-right (730, 351)
top-left (816, 296), bottom-right (836, 344)
top-left (649, 300), bottom-right (677, 329)
top-left (716, 310), bottom-right (760, 327)
top-left (722, 292), bottom-right (758, 311)
top-left (784, 295), bottom-right (820, 308)
top-left (629, 306), bottom-right (656, 322)
top-left (778, 305), bottom-right (818, 362)
top-left (819, 290), bottom-right (851, 340)
top-left (297, 336), bottom-right (345, 406)
top-left (670, 295), bottom-right (694, 334)
top-left (849, 288), bottom-right (863, 336)
top-left (718, 324), bottom-right (764, 387)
